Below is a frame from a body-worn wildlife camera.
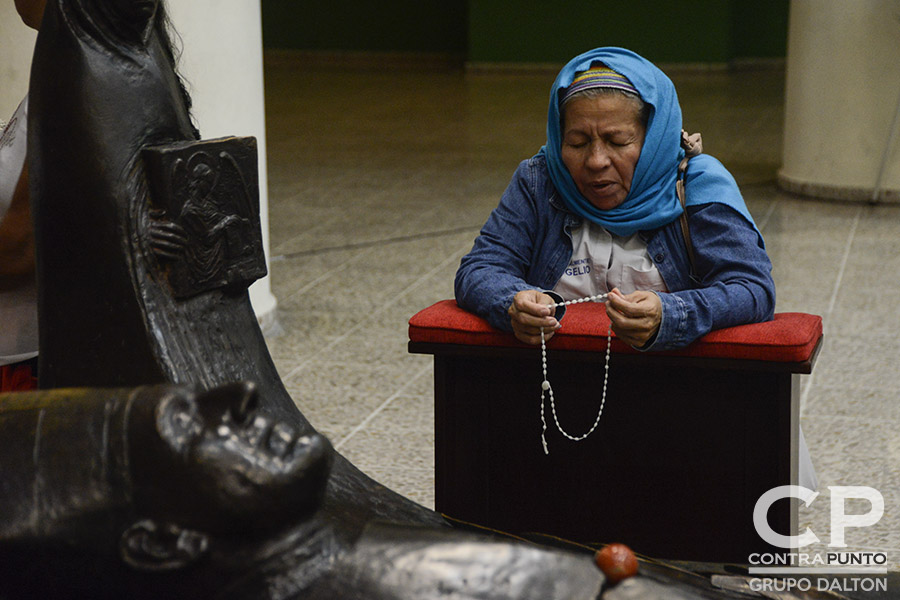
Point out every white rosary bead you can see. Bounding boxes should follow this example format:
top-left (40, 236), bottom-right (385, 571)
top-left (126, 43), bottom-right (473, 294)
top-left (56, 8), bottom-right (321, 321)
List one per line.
top-left (540, 293), bottom-right (612, 454)
top-left (549, 292), bottom-right (607, 310)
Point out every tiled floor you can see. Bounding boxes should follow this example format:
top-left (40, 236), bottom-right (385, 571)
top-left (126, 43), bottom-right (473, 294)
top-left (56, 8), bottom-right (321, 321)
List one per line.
top-left (261, 54), bottom-right (900, 566)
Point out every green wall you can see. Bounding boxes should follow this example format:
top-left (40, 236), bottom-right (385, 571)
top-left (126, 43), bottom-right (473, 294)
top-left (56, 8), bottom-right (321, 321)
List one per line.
top-left (261, 0), bottom-right (788, 65)
top-left (468, 0), bottom-right (789, 64)
top-left (731, 0), bottom-right (791, 60)
top-left (261, 1), bottom-right (468, 55)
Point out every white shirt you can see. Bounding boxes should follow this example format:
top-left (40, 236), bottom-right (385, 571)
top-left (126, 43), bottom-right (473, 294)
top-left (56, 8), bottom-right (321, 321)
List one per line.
top-left (0, 97), bottom-right (39, 367)
top-left (553, 220), bottom-right (667, 299)
top-left (0, 98), bottom-right (28, 218)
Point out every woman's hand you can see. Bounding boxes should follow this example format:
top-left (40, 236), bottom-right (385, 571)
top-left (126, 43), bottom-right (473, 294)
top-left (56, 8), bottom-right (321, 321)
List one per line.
top-left (606, 288), bottom-right (661, 348)
top-left (508, 289), bottom-right (560, 345)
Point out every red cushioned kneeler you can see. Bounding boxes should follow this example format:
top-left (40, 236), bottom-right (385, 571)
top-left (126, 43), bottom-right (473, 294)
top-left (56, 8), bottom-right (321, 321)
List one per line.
top-left (409, 301), bottom-right (822, 563)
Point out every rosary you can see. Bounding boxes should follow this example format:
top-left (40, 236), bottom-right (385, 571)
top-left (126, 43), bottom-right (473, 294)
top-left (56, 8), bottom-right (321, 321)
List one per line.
top-left (540, 293), bottom-right (611, 454)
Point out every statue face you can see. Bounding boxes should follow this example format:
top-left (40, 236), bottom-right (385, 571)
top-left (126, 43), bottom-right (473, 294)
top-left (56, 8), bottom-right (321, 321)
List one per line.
top-left (133, 383), bottom-right (332, 534)
top-left (188, 162), bottom-right (216, 199)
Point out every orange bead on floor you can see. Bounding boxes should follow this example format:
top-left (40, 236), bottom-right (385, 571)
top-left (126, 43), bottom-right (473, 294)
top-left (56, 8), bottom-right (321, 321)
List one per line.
top-left (594, 543), bottom-right (639, 584)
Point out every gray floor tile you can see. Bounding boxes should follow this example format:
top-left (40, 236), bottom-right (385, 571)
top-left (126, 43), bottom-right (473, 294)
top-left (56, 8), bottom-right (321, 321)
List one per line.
top-left (804, 385), bottom-right (900, 422)
top-left (283, 359), bottom-right (400, 442)
top-left (812, 335), bottom-right (900, 391)
top-left (803, 417), bottom-right (900, 476)
top-left (261, 54), bottom-right (900, 557)
top-left (798, 458), bottom-right (900, 566)
top-left (338, 395), bottom-right (435, 471)
top-left (353, 466), bottom-right (436, 511)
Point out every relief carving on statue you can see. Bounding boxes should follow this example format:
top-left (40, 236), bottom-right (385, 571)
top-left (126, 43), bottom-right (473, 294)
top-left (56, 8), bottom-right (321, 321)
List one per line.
top-left (145, 138), bottom-right (267, 298)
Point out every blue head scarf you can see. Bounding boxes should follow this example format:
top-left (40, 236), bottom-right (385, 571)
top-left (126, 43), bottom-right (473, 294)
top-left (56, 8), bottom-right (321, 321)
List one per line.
top-left (540, 47), bottom-right (756, 237)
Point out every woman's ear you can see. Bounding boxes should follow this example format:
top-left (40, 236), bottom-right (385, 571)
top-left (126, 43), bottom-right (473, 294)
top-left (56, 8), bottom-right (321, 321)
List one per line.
top-left (120, 519), bottom-right (209, 571)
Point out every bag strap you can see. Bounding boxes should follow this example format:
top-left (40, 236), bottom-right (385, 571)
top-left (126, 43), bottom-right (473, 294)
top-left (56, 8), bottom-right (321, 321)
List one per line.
top-left (677, 130), bottom-right (703, 278)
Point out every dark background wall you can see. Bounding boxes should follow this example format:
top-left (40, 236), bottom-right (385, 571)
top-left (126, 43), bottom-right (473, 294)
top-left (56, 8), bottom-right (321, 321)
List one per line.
top-left (260, 0), bottom-right (789, 65)
top-left (260, 1), bottom-right (468, 56)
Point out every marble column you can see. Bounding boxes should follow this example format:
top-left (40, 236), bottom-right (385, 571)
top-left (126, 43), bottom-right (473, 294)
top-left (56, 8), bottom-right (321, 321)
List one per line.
top-left (0, 4), bottom-right (37, 120)
top-left (779, 0), bottom-right (900, 202)
top-left (1, 1), bottom-right (278, 325)
top-left (166, 0), bottom-right (279, 325)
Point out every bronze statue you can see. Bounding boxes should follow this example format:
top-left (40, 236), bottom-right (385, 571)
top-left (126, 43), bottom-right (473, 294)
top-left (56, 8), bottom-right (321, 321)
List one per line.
top-left (27, 0), bottom-right (444, 541)
top-left (6, 384), bottom-right (842, 599)
top-left (0, 384), bottom-right (602, 599)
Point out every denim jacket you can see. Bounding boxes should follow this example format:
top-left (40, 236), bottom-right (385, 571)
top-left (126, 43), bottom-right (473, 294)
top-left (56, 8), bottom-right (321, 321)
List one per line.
top-left (454, 155), bottom-right (775, 351)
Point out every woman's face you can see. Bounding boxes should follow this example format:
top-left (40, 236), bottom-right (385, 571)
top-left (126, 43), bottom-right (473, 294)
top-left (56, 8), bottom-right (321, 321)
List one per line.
top-left (561, 93), bottom-right (645, 211)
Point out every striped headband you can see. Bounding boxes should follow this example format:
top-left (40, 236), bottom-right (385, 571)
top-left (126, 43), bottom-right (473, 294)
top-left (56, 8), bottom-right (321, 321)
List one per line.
top-left (560, 65), bottom-right (639, 104)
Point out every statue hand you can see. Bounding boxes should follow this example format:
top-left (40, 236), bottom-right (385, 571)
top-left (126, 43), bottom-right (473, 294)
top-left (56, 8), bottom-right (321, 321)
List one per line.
top-left (148, 209), bottom-right (187, 261)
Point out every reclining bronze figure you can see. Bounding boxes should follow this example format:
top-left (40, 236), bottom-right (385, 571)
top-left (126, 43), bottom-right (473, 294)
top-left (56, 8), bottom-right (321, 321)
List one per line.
top-left (0, 384), bottom-right (603, 599)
